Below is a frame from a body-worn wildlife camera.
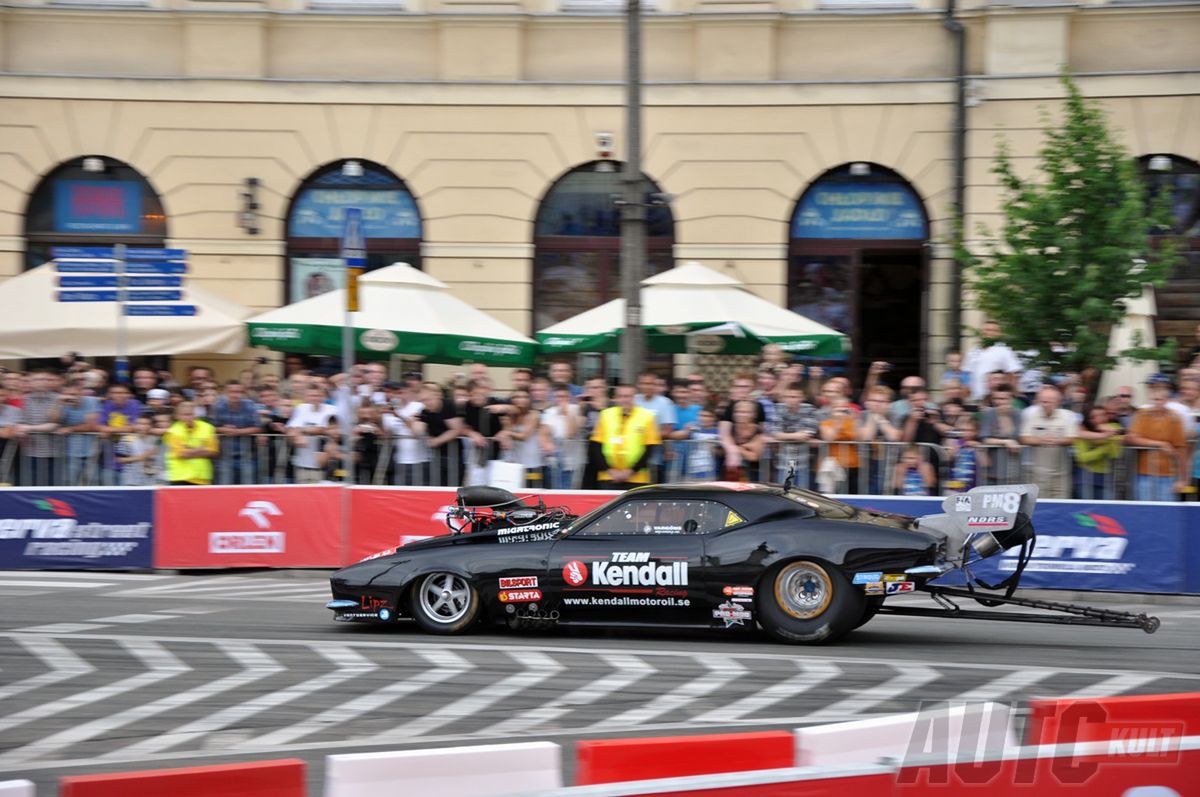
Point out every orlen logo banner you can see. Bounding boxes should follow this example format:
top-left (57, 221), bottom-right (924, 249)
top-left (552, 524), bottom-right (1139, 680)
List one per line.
top-left (0, 489), bottom-right (154, 569)
top-left (844, 497), bottom-right (1189, 594)
top-left (155, 486), bottom-right (340, 568)
top-left (348, 486), bottom-right (616, 565)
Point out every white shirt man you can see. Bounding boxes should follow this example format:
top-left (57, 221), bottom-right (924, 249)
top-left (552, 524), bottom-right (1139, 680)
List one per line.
top-left (1019, 386), bottom-right (1077, 499)
top-left (382, 397), bottom-right (428, 466)
top-left (964, 321), bottom-right (1023, 401)
top-left (286, 389), bottom-right (339, 475)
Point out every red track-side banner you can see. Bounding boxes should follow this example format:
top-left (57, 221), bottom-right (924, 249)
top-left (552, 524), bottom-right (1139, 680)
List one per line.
top-left (346, 487), bottom-right (616, 565)
top-left (155, 486), bottom-right (342, 568)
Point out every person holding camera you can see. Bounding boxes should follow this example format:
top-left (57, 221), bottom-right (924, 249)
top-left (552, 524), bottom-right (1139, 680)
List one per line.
top-left (900, 386), bottom-right (944, 492)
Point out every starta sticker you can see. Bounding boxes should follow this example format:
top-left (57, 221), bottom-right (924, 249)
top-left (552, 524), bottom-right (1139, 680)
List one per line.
top-left (724, 510), bottom-right (744, 528)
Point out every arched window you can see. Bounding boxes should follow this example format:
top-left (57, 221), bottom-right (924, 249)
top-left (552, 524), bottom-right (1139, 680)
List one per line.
top-left (1139, 154), bottom-right (1200, 366)
top-left (285, 160), bottom-right (421, 303)
top-left (24, 156), bottom-right (167, 271)
top-left (788, 163), bottom-right (929, 382)
top-left (533, 162), bottom-right (674, 377)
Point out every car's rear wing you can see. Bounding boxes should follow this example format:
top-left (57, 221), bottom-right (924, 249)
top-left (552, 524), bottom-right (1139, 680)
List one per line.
top-left (916, 484), bottom-right (1040, 566)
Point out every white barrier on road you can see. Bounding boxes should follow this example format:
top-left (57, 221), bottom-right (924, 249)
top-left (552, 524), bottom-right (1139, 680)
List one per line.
top-left (0, 781), bottom-right (35, 797)
top-left (325, 741), bottom-right (562, 797)
top-left (795, 700), bottom-right (1017, 767)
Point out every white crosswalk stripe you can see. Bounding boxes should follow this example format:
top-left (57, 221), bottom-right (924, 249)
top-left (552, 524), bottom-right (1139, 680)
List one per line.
top-left (481, 653), bottom-right (657, 736)
top-left (367, 650), bottom-right (564, 741)
top-left (0, 639), bottom-right (188, 735)
top-left (0, 637), bottom-right (94, 703)
top-left (598, 655), bottom-right (749, 728)
top-left (694, 659), bottom-right (841, 724)
top-left (3, 642), bottom-right (281, 767)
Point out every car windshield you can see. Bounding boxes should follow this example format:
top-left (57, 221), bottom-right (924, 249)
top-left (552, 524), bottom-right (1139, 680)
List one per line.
top-left (782, 487), bottom-right (857, 519)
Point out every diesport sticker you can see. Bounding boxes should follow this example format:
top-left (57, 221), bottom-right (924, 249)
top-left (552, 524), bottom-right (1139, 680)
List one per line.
top-left (499, 576), bottom-right (538, 590)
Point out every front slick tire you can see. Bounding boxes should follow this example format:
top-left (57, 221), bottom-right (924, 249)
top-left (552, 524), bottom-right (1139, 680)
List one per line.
top-left (759, 559), bottom-right (864, 644)
top-left (411, 572), bottom-right (481, 635)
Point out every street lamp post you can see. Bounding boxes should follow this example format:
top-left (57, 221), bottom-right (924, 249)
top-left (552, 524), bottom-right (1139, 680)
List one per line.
top-left (619, 0), bottom-right (646, 384)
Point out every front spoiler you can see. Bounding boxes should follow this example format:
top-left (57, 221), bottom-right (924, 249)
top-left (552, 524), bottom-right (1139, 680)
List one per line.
top-left (326, 599), bottom-right (394, 623)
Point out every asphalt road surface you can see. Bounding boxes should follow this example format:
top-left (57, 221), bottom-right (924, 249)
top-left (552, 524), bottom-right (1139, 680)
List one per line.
top-left (0, 569), bottom-right (1196, 795)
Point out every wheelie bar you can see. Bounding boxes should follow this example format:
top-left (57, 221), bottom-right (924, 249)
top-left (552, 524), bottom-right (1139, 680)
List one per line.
top-left (876, 585), bottom-right (1161, 633)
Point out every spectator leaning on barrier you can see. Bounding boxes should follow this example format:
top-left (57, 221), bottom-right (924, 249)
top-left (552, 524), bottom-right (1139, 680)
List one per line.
top-left (163, 401), bottom-right (218, 485)
top-left (382, 383), bottom-right (428, 486)
top-left (0, 385), bottom-right (17, 484)
top-left (978, 384), bottom-right (1022, 483)
top-left (15, 369), bottom-right (62, 486)
top-left (684, 406), bottom-right (721, 480)
top-left (892, 444), bottom-right (936, 496)
top-left (497, 388), bottom-right (543, 488)
top-left (1178, 377), bottom-right (1200, 500)
top-left (1126, 382), bottom-right (1188, 502)
top-left (817, 393), bottom-right (858, 494)
top-left (116, 413), bottom-right (162, 486)
top-left (540, 383), bottom-right (581, 490)
top-left (1073, 404), bottom-right (1124, 500)
top-left (726, 399), bottom-right (766, 482)
top-left (945, 415), bottom-right (983, 493)
top-left (289, 386), bottom-right (339, 484)
top-left (858, 386), bottom-right (902, 495)
top-left (635, 370), bottom-right (677, 484)
top-left (589, 383), bottom-right (661, 490)
top-left (899, 387), bottom-right (943, 490)
top-left (770, 381), bottom-right (819, 482)
top-left (1019, 385), bottom-right (1078, 499)
top-left (211, 380), bottom-right (261, 484)
top-left (57, 379), bottom-right (101, 486)
top-left (420, 381), bottom-right (464, 487)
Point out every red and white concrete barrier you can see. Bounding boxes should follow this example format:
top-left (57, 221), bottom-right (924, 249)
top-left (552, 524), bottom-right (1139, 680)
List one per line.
top-left (58, 759), bottom-right (306, 797)
top-left (324, 741), bottom-right (562, 797)
top-left (795, 701), bottom-right (1017, 767)
top-left (575, 730), bottom-right (795, 785)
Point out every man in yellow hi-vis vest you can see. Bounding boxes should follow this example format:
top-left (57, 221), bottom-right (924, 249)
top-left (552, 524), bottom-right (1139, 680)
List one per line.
top-left (589, 384), bottom-right (662, 489)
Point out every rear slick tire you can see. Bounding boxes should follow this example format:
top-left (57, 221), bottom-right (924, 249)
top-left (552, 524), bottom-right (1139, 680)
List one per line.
top-left (758, 559), bottom-right (864, 644)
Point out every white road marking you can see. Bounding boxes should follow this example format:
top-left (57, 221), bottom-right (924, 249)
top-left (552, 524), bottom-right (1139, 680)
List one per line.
top-left (1059, 673), bottom-right (1163, 699)
top-left (104, 577), bottom-right (264, 596)
top-left (481, 653), bottom-right (657, 735)
top-left (951, 669), bottom-right (1057, 703)
top-left (369, 650), bottom-right (564, 741)
top-left (598, 655), bottom-right (750, 728)
top-left (1, 642), bottom-right (282, 767)
top-left (90, 614), bottom-right (177, 624)
top-left (0, 637), bottom-right (94, 703)
top-left (0, 571), bottom-right (164, 581)
top-left (0, 580), bottom-right (113, 589)
top-left (98, 645), bottom-right (375, 756)
top-left (0, 639), bottom-right (188, 735)
top-left (249, 649), bottom-right (473, 748)
top-left (20, 623), bottom-right (107, 634)
top-left (694, 660), bottom-right (841, 724)
top-left (94, 643), bottom-right (287, 761)
top-left (802, 664), bottom-right (940, 721)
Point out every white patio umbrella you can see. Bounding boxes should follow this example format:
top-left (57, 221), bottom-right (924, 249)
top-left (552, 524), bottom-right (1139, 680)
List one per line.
top-left (537, 261), bottom-right (847, 357)
top-left (247, 262), bottom-right (536, 365)
top-left (0, 262), bottom-right (249, 358)
top-left (1098, 285), bottom-right (1159, 405)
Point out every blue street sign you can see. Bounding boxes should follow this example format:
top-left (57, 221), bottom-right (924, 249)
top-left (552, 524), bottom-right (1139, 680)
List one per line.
top-left (59, 275), bottom-right (119, 288)
top-left (125, 248), bottom-right (187, 261)
top-left (127, 276), bottom-right (183, 288)
top-left (341, 208), bottom-right (366, 268)
top-left (124, 304), bottom-right (197, 317)
top-left (125, 262), bottom-right (187, 275)
top-left (51, 246), bottom-right (116, 260)
top-left (55, 262), bottom-right (116, 274)
top-left (125, 290), bottom-right (183, 302)
top-left (57, 290), bottom-right (119, 302)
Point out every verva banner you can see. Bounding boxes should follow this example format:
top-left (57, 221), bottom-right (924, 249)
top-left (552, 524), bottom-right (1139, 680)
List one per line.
top-left (346, 487), bottom-right (617, 565)
top-left (155, 485), bottom-right (342, 568)
top-left (0, 488), bottom-right (153, 569)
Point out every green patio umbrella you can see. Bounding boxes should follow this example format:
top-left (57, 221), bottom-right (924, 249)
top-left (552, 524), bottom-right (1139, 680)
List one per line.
top-left (247, 262), bottom-right (536, 365)
top-left (537, 262), bottom-right (846, 357)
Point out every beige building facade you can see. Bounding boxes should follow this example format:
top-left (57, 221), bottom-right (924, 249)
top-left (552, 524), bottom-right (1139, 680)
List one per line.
top-left (1, 0), bottom-right (1198, 383)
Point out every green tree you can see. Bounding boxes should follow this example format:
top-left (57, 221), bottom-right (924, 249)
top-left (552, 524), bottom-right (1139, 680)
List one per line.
top-left (958, 73), bottom-right (1179, 378)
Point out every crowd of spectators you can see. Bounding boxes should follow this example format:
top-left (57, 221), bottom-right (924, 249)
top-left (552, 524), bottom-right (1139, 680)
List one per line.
top-left (2, 320), bottom-right (1200, 500)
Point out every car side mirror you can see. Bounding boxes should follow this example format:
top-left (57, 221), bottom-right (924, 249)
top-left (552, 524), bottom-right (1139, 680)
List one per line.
top-left (682, 519), bottom-right (699, 535)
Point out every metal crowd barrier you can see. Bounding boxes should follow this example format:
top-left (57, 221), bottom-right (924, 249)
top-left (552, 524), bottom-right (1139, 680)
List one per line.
top-left (0, 432), bottom-right (1193, 501)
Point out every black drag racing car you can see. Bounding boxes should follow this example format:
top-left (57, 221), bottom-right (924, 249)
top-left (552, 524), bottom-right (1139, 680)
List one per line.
top-left (327, 480), bottom-right (1159, 644)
